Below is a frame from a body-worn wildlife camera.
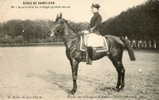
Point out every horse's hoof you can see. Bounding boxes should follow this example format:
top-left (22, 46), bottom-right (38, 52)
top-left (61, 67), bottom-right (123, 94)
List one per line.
top-left (115, 84), bottom-right (124, 91)
top-left (115, 88), bottom-right (121, 92)
top-left (69, 89), bottom-right (76, 95)
top-left (120, 84), bottom-right (125, 90)
top-left (120, 87), bottom-right (124, 91)
top-left (115, 86), bottom-right (125, 92)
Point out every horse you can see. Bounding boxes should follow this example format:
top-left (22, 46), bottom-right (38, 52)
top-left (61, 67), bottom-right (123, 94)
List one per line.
top-left (50, 14), bottom-right (135, 95)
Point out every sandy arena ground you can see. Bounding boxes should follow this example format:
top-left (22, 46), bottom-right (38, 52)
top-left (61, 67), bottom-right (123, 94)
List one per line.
top-left (0, 47), bottom-right (158, 100)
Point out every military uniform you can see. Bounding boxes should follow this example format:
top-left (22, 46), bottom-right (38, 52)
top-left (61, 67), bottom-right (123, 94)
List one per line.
top-left (90, 12), bottom-right (102, 32)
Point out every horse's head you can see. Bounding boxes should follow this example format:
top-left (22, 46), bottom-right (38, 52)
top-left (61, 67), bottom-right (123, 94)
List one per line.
top-left (50, 13), bottom-right (66, 38)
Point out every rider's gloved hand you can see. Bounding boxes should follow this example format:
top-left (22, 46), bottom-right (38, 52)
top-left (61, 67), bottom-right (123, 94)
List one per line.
top-left (82, 30), bottom-right (89, 34)
top-left (90, 26), bottom-right (96, 32)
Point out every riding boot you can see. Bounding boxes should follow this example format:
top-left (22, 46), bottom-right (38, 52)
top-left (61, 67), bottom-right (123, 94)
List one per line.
top-left (105, 36), bottom-right (110, 55)
top-left (87, 56), bottom-right (92, 65)
top-left (86, 47), bottom-right (92, 65)
top-left (106, 47), bottom-right (110, 55)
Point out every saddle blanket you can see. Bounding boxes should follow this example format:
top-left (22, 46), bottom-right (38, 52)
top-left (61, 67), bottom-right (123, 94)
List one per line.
top-left (80, 33), bottom-right (109, 52)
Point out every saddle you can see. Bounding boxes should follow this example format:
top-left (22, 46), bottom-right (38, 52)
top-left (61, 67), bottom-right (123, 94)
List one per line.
top-left (80, 32), bottom-right (109, 52)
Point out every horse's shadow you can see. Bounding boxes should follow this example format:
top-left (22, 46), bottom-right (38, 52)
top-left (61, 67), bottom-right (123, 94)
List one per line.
top-left (27, 70), bottom-right (72, 93)
top-left (27, 70), bottom-right (115, 94)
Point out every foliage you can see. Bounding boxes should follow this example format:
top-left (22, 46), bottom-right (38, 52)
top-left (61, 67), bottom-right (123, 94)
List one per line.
top-left (0, 0), bottom-right (158, 44)
top-left (0, 20), bottom-right (51, 43)
top-left (100, 0), bottom-right (159, 40)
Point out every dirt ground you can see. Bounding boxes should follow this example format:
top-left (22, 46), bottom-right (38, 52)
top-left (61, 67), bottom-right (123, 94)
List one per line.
top-left (0, 47), bottom-right (158, 100)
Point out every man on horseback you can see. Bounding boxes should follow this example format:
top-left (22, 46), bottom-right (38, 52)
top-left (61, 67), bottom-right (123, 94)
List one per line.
top-left (86, 3), bottom-right (103, 64)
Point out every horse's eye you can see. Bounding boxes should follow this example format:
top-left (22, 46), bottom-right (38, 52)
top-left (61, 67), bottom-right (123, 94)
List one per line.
top-left (57, 30), bottom-right (60, 32)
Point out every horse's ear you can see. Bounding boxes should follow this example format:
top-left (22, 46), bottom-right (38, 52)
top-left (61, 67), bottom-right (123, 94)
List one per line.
top-left (55, 14), bottom-right (59, 22)
top-left (56, 14), bottom-right (59, 18)
top-left (59, 13), bottom-right (62, 18)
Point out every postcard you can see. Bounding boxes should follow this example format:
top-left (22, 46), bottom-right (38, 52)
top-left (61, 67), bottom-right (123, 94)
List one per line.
top-left (0, 0), bottom-right (158, 100)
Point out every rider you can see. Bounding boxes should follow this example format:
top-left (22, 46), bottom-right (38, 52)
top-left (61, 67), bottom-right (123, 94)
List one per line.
top-left (90, 3), bottom-right (102, 33)
top-left (86, 3), bottom-right (103, 65)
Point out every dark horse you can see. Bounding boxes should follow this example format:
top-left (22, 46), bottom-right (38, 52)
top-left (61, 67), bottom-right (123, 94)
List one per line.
top-left (50, 15), bottom-right (135, 94)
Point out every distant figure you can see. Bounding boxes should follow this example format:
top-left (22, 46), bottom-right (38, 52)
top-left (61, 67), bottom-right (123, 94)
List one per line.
top-left (138, 40), bottom-right (142, 48)
top-left (132, 40), bottom-right (137, 48)
top-left (152, 40), bottom-right (157, 49)
top-left (143, 40), bottom-right (147, 48)
top-left (148, 40), bottom-right (152, 48)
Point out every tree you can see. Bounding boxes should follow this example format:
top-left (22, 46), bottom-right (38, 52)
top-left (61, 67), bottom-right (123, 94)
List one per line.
top-left (101, 0), bottom-right (159, 40)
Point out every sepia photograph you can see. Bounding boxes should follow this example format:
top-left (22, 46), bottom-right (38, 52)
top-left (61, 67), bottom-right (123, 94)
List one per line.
top-left (0, 0), bottom-right (159, 100)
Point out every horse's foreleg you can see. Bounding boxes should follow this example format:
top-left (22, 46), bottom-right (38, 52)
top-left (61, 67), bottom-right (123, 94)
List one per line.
top-left (70, 59), bottom-right (79, 94)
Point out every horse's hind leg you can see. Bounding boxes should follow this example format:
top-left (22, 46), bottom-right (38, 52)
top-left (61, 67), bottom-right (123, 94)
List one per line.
top-left (69, 58), bottom-right (79, 94)
top-left (109, 52), bottom-right (125, 91)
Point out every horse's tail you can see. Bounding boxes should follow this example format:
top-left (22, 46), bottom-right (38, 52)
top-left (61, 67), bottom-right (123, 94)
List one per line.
top-left (121, 37), bottom-right (136, 61)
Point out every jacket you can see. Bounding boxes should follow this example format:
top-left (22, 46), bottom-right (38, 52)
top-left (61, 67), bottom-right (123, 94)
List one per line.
top-left (90, 12), bottom-right (102, 31)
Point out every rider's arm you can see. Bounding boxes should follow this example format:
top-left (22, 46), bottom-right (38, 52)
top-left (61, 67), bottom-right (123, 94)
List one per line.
top-left (90, 14), bottom-right (102, 31)
top-left (94, 15), bottom-right (102, 29)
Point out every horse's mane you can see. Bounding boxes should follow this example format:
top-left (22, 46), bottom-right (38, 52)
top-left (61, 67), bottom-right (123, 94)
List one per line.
top-left (64, 19), bottom-right (77, 34)
top-left (63, 19), bottom-right (80, 42)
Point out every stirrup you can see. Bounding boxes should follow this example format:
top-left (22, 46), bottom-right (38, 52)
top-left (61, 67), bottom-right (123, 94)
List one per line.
top-left (86, 59), bottom-right (92, 65)
top-left (86, 55), bottom-right (92, 65)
